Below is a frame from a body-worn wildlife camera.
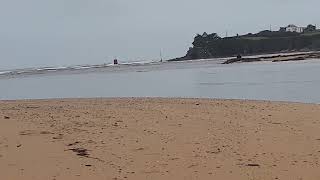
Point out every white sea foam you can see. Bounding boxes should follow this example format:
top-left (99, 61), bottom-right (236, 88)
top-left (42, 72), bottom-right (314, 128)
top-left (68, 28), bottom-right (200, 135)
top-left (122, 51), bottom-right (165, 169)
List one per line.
top-left (0, 59), bottom-right (197, 78)
top-left (0, 71), bottom-right (12, 75)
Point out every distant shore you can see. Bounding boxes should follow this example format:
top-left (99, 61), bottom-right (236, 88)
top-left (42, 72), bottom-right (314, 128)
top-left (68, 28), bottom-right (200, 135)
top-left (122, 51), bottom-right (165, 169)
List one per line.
top-left (169, 51), bottom-right (320, 64)
top-left (1, 98), bottom-right (320, 180)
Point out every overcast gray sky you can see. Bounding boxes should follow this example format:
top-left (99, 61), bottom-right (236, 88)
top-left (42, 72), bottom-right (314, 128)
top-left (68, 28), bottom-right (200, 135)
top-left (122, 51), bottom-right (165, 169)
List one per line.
top-left (0, 0), bottom-right (319, 69)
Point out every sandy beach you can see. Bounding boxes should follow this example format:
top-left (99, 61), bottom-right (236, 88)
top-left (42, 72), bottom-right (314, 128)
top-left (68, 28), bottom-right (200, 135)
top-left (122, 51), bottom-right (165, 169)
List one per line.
top-left (1, 98), bottom-right (320, 180)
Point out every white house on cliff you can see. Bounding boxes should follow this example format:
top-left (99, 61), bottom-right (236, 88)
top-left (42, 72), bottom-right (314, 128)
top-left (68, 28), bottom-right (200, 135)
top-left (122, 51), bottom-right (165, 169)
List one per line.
top-left (280, 24), bottom-right (305, 33)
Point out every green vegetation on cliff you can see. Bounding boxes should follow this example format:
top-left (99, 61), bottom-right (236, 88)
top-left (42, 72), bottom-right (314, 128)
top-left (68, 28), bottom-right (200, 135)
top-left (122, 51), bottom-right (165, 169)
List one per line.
top-left (172, 29), bottom-right (320, 61)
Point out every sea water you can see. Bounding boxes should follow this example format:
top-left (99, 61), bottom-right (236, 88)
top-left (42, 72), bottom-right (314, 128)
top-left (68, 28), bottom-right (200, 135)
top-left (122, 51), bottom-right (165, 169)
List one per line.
top-left (1, 59), bottom-right (320, 103)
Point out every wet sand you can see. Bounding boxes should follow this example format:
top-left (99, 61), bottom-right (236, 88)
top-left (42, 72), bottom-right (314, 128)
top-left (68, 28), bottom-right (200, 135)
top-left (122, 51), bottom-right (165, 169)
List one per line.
top-left (223, 51), bottom-right (320, 64)
top-left (1, 98), bottom-right (320, 180)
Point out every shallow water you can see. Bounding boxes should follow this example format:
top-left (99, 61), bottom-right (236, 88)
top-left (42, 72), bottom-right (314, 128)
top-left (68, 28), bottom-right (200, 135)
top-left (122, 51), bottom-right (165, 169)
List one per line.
top-left (1, 59), bottom-right (320, 103)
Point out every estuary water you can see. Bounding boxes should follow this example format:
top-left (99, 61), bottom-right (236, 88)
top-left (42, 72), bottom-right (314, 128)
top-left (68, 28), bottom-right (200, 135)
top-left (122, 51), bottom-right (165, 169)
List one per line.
top-left (1, 59), bottom-right (320, 103)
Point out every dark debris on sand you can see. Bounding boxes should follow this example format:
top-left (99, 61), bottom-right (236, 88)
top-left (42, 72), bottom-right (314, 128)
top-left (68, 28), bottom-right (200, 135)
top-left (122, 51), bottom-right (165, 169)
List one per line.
top-left (69, 148), bottom-right (90, 157)
top-left (247, 164), bottom-right (260, 167)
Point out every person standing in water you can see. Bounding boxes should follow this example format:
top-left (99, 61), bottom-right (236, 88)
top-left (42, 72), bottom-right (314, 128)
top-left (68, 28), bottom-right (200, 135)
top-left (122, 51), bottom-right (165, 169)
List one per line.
top-left (114, 59), bottom-right (118, 65)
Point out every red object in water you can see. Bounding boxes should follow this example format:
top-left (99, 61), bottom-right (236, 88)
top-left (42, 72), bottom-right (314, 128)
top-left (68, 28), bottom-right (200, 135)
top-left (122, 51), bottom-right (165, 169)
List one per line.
top-left (114, 59), bottom-right (118, 65)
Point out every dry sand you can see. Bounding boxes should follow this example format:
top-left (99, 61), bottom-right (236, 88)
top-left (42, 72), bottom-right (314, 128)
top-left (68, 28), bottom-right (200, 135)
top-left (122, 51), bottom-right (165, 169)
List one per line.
top-left (1, 98), bottom-right (320, 180)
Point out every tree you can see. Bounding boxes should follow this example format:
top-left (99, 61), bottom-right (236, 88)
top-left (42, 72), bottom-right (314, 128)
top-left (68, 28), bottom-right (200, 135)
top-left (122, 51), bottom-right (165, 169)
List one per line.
top-left (207, 33), bottom-right (221, 40)
top-left (202, 32), bottom-right (208, 37)
top-left (304, 24), bottom-right (316, 32)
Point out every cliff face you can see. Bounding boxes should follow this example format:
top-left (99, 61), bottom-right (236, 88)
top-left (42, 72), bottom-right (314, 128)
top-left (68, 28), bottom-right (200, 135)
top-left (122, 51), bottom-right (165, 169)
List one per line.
top-left (174, 31), bottom-right (320, 61)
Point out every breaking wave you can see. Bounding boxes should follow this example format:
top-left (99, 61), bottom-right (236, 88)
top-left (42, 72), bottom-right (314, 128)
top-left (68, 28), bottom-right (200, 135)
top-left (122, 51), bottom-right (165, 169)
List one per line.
top-left (0, 60), bottom-right (161, 78)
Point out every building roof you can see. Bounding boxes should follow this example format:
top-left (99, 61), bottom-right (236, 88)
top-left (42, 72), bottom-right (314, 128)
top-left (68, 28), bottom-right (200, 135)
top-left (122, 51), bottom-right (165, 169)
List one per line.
top-left (287, 24), bottom-right (297, 28)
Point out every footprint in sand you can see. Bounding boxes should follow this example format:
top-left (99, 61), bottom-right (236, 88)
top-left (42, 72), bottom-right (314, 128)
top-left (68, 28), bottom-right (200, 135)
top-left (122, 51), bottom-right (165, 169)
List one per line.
top-left (19, 130), bottom-right (54, 136)
top-left (52, 134), bottom-right (64, 140)
top-left (19, 130), bottom-right (37, 136)
top-left (40, 131), bottom-right (53, 135)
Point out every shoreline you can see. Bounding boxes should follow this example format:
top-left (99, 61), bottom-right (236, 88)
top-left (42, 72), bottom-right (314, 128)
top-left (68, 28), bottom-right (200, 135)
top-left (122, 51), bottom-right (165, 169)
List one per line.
top-left (1, 98), bottom-right (320, 180)
top-left (1, 97), bottom-right (318, 105)
top-left (2, 51), bottom-right (320, 79)
top-left (222, 51), bottom-right (320, 64)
